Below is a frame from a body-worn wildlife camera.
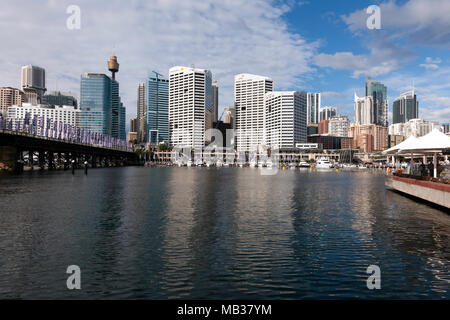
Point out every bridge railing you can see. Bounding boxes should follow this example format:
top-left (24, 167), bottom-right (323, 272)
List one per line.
top-left (0, 115), bottom-right (133, 152)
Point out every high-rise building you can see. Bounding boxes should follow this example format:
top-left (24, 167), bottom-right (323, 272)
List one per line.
top-left (223, 106), bottom-right (236, 129)
top-left (137, 83), bottom-right (146, 142)
top-left (169, 66), bottom-right (212, 150)
top-left (147, 71), bottom-right (169, 145)
top-left (0, 87), bottom-right (25, 116)
top-left (212, 80), bottom-right (219, 122)
top-left (392, 91), bottom-right (418, 124)
top-left (307, 92), bottom-right (321, 124)
top-left (23, 91), bottom-right (39, 105)
top-left (443, 123), bottom-right (450, 134)
top-left (80, 73), bottom-right (112, 135)
top-left (235, 73), bottom-right (273, 151)
top-left (349, 124), bottom-right (388, 153)
top-left (42, 91), bottom-right (77, 107)
top-left (354, 94), bottom-right (374, 125)
top-left (105, 56), bottom-right (125, 140)
top-left (21, 65), bottom-right (46, 103)
top-left (130, 118), bottom-right (138, 133)
top-left (329, 115), bottom-right (350, 137)
top-left (319, 106), bottom-right (336, 121)
top-left (318, 119), bottom-right (329, 135)
top-left (119, 102), bottom-right (126, 141)
top-left (111, 79), bottom-right (121, 138)
top-left (365, 77), bottom-right (388, 126)
top-left (264, 91), bottom-right (307, 150)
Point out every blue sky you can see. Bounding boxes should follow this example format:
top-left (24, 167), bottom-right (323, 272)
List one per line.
top-left (281, 0), bottom-right (450, 122)
top-left (1, 0), bottom-right (450, 128)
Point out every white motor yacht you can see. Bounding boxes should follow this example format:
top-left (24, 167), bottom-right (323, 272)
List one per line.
top-left (316, 157), bottom-right (332, 169)
top-left (299, 161), bottom-right (311, 168)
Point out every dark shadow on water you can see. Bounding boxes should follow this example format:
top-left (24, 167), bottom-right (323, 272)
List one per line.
top-left (386, 189), bottom-right (450, 215)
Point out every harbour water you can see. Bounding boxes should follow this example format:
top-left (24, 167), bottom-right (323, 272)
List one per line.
top-left (0, 167), bottom-right (449, 299)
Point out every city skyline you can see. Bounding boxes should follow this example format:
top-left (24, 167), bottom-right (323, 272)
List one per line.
top-left (1, 0), bottom-right (450, 305)
top-left (1, 0), bottom-right (450, 131)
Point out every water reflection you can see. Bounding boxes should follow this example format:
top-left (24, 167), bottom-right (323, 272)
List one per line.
top-left (0, 168), bottom-right (448, 299)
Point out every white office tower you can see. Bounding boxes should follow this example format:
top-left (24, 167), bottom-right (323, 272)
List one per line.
top-left (307, 92), bottom-right (321, 124)
top-left (319, 106), bottom-right (337, 121)
top-left (329, 115), bottom-right (350, 137)
top-left (235, 73), bottom-right (273, 152)
top-left (21, 65), bottom-right (46, 102)
top-left (169, 66), bottom-right (213, 150)
top-left (354, 93), bottom-right (374, 125)
top-left (265, 91), bottom-right (307, 150)
top-left (8, 103), bottom-right (80, 128)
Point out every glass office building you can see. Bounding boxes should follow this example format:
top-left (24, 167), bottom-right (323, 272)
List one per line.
top-left (392, 91), bottom-right (418, 124)
top-left (80, 73), bottom-right (111, 135)
top-left (119, 102), bottom-right (126, 140)
top-left (80, 73), bottom-right (125, 139)
top-left (111, 79), bottom-right (126, 140)
top-left (147, 71), bottom-right (169, 144)
top-left (366, 77), bottom-right (388, 126)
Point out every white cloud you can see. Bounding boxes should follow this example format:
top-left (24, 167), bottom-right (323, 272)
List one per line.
top-left (314, 39), bottom-right (414, 78)
top-left (419, 64), bottom-right (439, 70)
top-left (342, 0), bottom-right (450, 48)
top-left (0, 0), bottom-right (317, 127)
top-left (321, 91), bottom-right (344, 98)
top-left (375, 67), bottom-right (450, 123)
top-left (425, 57), bottom-right (442, 64)
top-left (419, 57), bottom-right (442, 69)
top-left (420, 107), bottom-right (450, 123)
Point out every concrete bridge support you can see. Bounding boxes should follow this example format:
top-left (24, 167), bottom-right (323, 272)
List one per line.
top-left (29, 150), bottom-right (34, 170)
top-left (48, 152), bottom-right (54, 170)
top-left (92, 155), bottom-right (97, 168)
top-left (39, 151), bottom-right (45, 170)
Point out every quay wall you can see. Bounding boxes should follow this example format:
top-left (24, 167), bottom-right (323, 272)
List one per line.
top-left (386, 175), bottom-right (450, 209)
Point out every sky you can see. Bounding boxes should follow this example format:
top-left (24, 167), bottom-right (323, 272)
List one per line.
top-left (1, 0), bottom-right (450, 132)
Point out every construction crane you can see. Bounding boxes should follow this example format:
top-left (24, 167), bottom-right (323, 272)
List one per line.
top-left (214, 108), bottom-right (227, 128)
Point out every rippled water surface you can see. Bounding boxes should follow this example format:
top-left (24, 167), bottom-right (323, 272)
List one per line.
top-left (0, 167), bottom-right (449, 299)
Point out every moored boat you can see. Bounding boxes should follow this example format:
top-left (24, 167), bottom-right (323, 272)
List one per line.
top-left (316, 157), bottom-right (332, 169)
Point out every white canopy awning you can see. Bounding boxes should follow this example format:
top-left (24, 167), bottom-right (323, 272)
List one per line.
top-left (399, 129), bottom-right (450, 154)
top-left (382, 135), bottom-right (418, 155)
